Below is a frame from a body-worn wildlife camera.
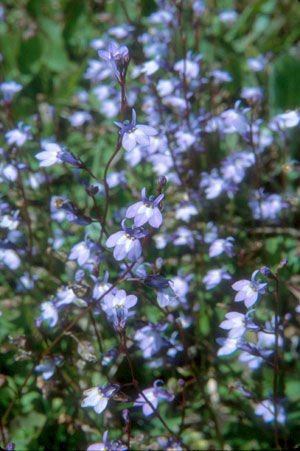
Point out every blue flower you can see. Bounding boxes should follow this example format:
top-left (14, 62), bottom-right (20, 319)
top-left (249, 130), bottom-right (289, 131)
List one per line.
top-left (255, 399), bottom-right (285, 423)
top-left (35, 355), bottom-right (63, 380)
top-left (126, 187), bottom-right (164, 228)
top-left (219, 310), bottom-right (258, 338)
top-left (35, 143), bottom-right (62, 167)
top-left (81, 384), bottom-right (119, 415)
top-left (232, 270), bottom-right (267, 308)
top-left (102, 289), bottom-right (137, 328)
top-left (5, 123), bottom-right (31, 147)
top-left (115, 109), bottom-right (158, 152)
top-left (106, 219), bottom-right (148, 261)
top-left (134, 380), bottom-right (174, 416)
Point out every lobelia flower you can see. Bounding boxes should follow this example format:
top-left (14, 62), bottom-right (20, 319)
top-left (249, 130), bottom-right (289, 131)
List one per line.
top-left (98, 42), bottom-right (130, 83)
top-left (232, 270), bottom-right (268, 308)
top-left (81, 384), bottom-right (119, 415)
top-left (5, 123), bottom-right (31, 147)
top-left (134, 380), bottom-right (174, 416)
top-left (68, 111), bottom-right (92, 127)
top-left (69, 238), bottom-right (97, 266)
top-left (114, 109), bottom-right (158, 152)
top-left (209, 237), bottom-right (235, 258)
top-left (106, 219), bottom-right (148, 261)
top-left (255, 400), bottom-right (285, 423)
top-left (126, 187), bottom-right (164, 228)
top-left (0, 81), bottom-right (22, 102)
top-left (216, 337), bottom-right (239, 356)
top-left (219, 310), bottom-right (258, 339)
top-left (135, 323), bottom-right (167, 358)
top-left (38, 301), bottom-right (58, 328)
top-left (35, 355), bottom-right (63, 380)
top-left (87, 431), bottom-right (127, 451)
top-left (203, 268), bottom-right (231, 290)
top-left (102, 289), bottom-right (137, 328)
top-left (35, 143), bottom-right (63, 167)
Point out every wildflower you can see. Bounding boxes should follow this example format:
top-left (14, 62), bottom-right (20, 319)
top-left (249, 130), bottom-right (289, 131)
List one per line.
top-left (87, 431), bottom-right (128, 451)
top-left (249, 190), bottom-right (289, 221)
top-left (247, 56), bottom-right (267, 72)
top-left (0, 248), bottom-right (20, 270)
top-left (255, 400), bottom-right (285, 423)
top-left (174, 58), bottom-right (200, 80)
top-left (219, 10), bottom-right (237, 23)
top-left (135, 323), bottom-right (167, 358)
top-left (92, 271), bottom-right (112, 301)
top-left (68, 111), bottom-right (92, 127)
top-left (115, 109), bottom-right (158, 152)
top-left (210, 69), bottom-right (232, 83)
top-left (219, 310), bottom-right (258, 339)
top-left (203, 268), bottom-right (231, 290)
top-left (0, 81), bottom-right (22, 102)
top-left (81, 384), bottom-right (119, 415)
top-left (175, 203), bottom-right (198, 222)
top-left (209, 237), bottom-right (234, 258)
top-left (241, 87), bottom-right (263, 104)
top-left (134, 380), bottom-right (174, 416)
top-left (269, 111), bottom-right (300, 131)
top-left (39, 302), bottom-right (58, 328)
top-left (216, 337), bottom-right (239, 356)
top-left (232, 270), bottom-right (268, 308)
top-left (126, 187), bottom-right (164, 228)
top-left (35, 143), bottom-right (62, 167)
top-left (106, 219), bottom-right (148, 261)
top-left (98, 42), bottom-right (130, 83)
top-left (56, 287), bottom-right (77, 308)
top-left (102, 289), bottom-right (138, 328)
top-left (5, 123), bottom-right (31, 147)
top-left (35, 355), bottom-right (63, 380)
top-left (69, 240), bottom-right (92, 266)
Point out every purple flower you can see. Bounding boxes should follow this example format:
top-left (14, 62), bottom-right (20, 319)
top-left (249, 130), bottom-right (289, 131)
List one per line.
top-left (81, 384), bottom-right (119, 415)
top-left (69, 240), bottom-right (92, 266)
top-left (239, 351), bottom-right (269, 370)
top-left (232, 270), bottom-right (268, 308)
top-left (5, 123), bottom-right (31, 147)
top-left (126, 187), bottom-right (164, 228)
top-left (219, 310), bottom-right (258, 339)
top-left (106, 219), bottom-right (148, 261)
top-left (35, 355), bottom-right (63, 380)
top-left (98, 42), bottom-right (130, 83)
top-left (134, 380), bottom-right (174, 416)
top-left (203, 268), bottom-right (231, 290)
top-left (87, 431), bottom-right (127, 451)
top-left (216, 337), bottom-right (239, 356)
top-left (35, 143), bottom-right (62, 167)
top-left (115, 109), bottom-right (158, 152)
top-left (68, 111), bottom-right (92, 127)
top-left (255, 400), bottom-right (285, 423)
top-left (39, 302), bottom-right (58, 328)
top-left (0, 81), bottom-right (22, 102)
top-left (135, 323), bottom-right (166, 358)
top-left (209, 237), bottom-right (234, 258)
top-left (102, 289), bottom-right (137, 328)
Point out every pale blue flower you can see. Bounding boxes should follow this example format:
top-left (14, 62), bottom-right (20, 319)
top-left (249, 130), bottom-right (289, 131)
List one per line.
top-left (106, 219), bottom-right (148, 261)
top-left (255, 400), bottom-right (285, 423)
top-left (126, 187), bottom-right (164, 228)
top-left (81, 384), bottom-right (119, 415)
top-left (232, 270), bottom-right (268, 308)
top-left (35, 143), bottom-right (62, 167)
top-left (115, 109), bottom-right (158, 152)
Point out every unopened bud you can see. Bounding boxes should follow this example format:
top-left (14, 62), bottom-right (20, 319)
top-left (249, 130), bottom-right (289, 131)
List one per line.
top-left (260, 266), bottom-right (276, 280)
top-left (158, 175), bottom-right (167, 186)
